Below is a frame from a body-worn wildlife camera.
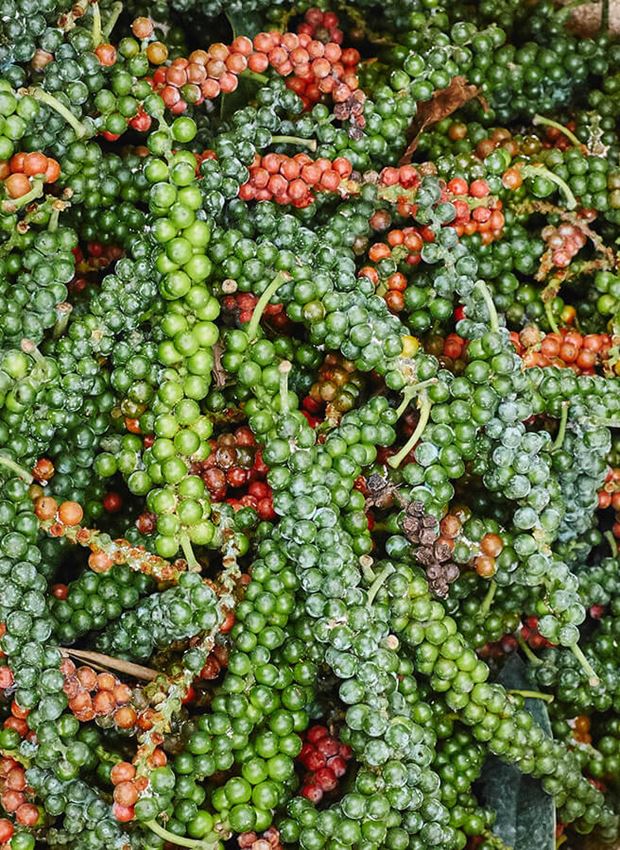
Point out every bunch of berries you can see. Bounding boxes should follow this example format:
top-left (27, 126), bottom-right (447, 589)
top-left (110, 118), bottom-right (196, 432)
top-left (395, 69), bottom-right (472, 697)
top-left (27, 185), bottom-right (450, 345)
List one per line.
top-left (297, 725), bottom-right (352, 803)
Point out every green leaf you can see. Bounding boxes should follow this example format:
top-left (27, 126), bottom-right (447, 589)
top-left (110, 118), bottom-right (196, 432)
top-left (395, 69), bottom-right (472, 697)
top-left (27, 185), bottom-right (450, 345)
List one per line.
top-left (226, 9), bottom-right (263, 38)
top-left (477, 654), bottom-right (555, 850)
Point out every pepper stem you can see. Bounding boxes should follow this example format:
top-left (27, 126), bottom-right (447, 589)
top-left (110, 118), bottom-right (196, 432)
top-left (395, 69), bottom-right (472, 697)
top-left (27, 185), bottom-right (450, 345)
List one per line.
top-left (180, 532), bottom-right (201, 573)
top-left (387, 394), bottom-right (432, 469)
top-left (516, 632), bottom-right (542, 667)
top-left (507, 688), bottom-right (554, 704)
top-left (53, 303), bottom-right (73, 339)
top-left (478, 579), bottom-right (497, 619)
top-left (605, 530), bottom-right (618, 558)
top-left (2, 178), bottom-right (44, 213)
top-left (570, 643), bottom-right (600, 687)
top-left (278, 360), bottom-right (292, 415)
top-left (145, 820), bottom-right (211, 848)
top-left (0, 455), bottom-right (33, 483)
top-left (271, 135), bottom-right (317, 152)
top-left (552, 401), bottom-right (570, 451)
top-left (544, 299), bottom-right (560, 334)
top-left (29, 88), bottom-right (88, 139)
top-left (102, 1), bottom-right (123, 39)
top-left (602, 0), bottom-right (610, 32)
top-left (366, 563), bottom-right (395, 606)
top-left (473, 280), bottom-right (499, 333)
top-left (521, 164), bottom-right (577, 211)
top-left (395, 379), bottom-right (437, 419)
top-left (533, 114), bottom-right (582, 149)
top-left (247, 271), bottom-right (288, 341)
top-left (241, 70), bottom-right (269, 85)
top-left (91, 1), bottom-right (102, 46)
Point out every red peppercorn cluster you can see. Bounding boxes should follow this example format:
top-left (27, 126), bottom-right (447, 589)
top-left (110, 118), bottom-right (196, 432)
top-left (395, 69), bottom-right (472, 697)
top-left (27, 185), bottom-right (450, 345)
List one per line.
top-left (541, 222), bottom-right (588, 269)
top-left (0, 151), bottom-right (60, 204)
top-left (513, 326), bottom-right (612, 374)
top-left (297, 8), bottom-right (343, 45)
top-left (239, 826), bottom-right (282, 850)
top-left (520, 616), bottom-right (555, 650)
top-left (110, 757), bottom-right (168, 823)
top-left (61, 658), bottom-right (139, 728)
top-left (192, 427), bottom-right (276, 520)
top-left (0, 758), bottom-right (39, 829)
top-left (297, 725), bottom-right (352, 803)
top-left (70, 242), bottom-right (124, 293)
top-left (199, 643), bottom-right (229, 681)
top-left (239, 153), bottom-right (352, 207)
top-left (446, 177), bottom-right (505, 243)
top-left (148, 26), bottom-right (360, 117)
top-left (360, 226), bottom-right (432, 313)
top-left (305, 352), bottom-right (362, 422)
top-left (222, 291), bottom-right (286, 327)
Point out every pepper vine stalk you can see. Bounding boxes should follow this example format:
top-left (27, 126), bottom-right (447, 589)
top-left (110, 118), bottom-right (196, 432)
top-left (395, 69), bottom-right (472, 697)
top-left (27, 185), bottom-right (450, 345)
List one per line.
top-left (1, 178), bottom-right (44, 213)
top-left (387, 392), bottom-right (432, 469)
top-left (271, 135), bottom-right (318, 152)
top-left (532, 114), bottom-right (582, 149)
top-left (520, 163), bottom-right (578, 211)
top-left (26, 88), bottom-right (89, 139)
top-left (247, 271), bottom-right (290, 341)
top-left (473, 279), bottom-right (500, 333)
top-left (552, 401), bottom-right (570, 452)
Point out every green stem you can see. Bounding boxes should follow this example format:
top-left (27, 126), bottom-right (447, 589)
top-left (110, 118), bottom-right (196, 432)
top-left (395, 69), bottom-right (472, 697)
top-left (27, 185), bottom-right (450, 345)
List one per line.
top-left (570, 643), bottom-right (600, 687)
top-left (552, 401), bottom-right (570, 451)
top-left (20, 338), bottom-right (45, 367)
top-left (0, 455), bottom-right (33, 483)
top-left (102, 0), bottom-right (122, 39)
top-left (473, 280), bottom-right (499, 333)
top-left (366, 564), bottom-right (395, 606)
top-left (247, 272), bottom-right (288, 341)
top-left (180, 532), bottom-right (201, 573)
top-left (241, 69), bottom-right (269, 85)
top-left (521, 164), bottom-right (577, 211)
top-left (601, 0), bottom-right (610, 32)
top-left (395, 379), bottom-right (437, 419)
top-left (271, 135), bottom-right (317, 152)
top-left (29, 88), bottom-right (88, 138)
top-left (91, 1), bottom-right (102, 46)
top-left (507, 688), bottom-right (554, 704)
top-left (533, 114), bottom-right (582, 148)
top-left (278, 360), bottom-right (291, 415)
top-left (47, 204), bottom-right (60, 232)
top-left (359, 554), bottom-right (376, 583)
top-left (145, 820), bottom-right (211, 848)
top-left (516, 632), bottom-right (542, 667)
top-left (53, 303), bottom-right (72, 339)
top-left (2, 179), bottom-right (44, 213)
top-left (478, 580), bottom-right (497, 619)
top-left (544, 299), bottom-right (560, 334)
top-left (387, 394), bottom-right (432, 469)
top-left (605, 530), bottom-right (618, 558)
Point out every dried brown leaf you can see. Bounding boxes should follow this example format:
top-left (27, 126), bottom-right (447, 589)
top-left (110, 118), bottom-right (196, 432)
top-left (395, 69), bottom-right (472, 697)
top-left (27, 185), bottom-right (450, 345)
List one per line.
top-left (212, 341), bottom-right (227, 388)
top-left (399, 76), bottom-right (480, 165)
top-left (61, 647), bottom-right (159, 681)
top-left (565, 0), bottom-right (620, 36)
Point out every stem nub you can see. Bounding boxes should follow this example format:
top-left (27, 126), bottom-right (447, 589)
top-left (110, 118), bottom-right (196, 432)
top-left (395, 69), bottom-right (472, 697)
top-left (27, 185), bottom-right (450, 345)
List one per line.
top-left (570, 642), bottom-right (600, 687)
top-left (180, 532), bottom-right (202, 573)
